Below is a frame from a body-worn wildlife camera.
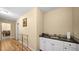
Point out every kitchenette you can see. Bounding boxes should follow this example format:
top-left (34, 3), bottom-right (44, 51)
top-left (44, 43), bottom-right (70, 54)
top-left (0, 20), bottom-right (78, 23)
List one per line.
top-left (38, 8), bottom-right (79, 51)
top-left (40, 33), bottom-right (79, 51)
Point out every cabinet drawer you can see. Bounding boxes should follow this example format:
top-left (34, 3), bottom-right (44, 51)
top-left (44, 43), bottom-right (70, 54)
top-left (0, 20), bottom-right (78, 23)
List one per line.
top-left (64, 47), bottom-right (76, 51)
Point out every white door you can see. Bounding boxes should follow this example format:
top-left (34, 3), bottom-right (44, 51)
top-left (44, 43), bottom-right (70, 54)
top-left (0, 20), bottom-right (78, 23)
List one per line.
top-left (16, 23), bottom-right (19, 40)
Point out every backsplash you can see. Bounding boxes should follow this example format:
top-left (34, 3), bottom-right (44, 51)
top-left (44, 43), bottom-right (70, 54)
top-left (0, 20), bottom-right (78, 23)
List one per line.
top-left (40, 33), bottom-right (73, 39)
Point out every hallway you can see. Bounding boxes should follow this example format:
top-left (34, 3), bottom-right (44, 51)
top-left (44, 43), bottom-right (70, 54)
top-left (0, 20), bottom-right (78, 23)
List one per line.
top-left (0, 39), bottom-right (30, 51)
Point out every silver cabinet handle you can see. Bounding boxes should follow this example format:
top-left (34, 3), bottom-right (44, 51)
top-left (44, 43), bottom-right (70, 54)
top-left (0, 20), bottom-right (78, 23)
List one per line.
top-left (64, 47), bottom-right (67, 49)
top-left (69, 44), bottom-right (71, 46)
top-left (51, 43), bottom-right (55, 46)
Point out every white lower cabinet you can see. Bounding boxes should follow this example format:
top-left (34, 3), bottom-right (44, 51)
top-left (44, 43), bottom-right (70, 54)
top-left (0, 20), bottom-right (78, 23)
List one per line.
top-left (40, 37), bottom-right (46, 51)
top-left (45, 39), bottom-right (64, 51)
top-left (63, 42), bottom-right (77, 51)
top-left (76, 45), bottom-right (79, 51)
top-left (40, 37), bottom-right (78, 51)
top-left (40, 37), bottom-right (64, 51)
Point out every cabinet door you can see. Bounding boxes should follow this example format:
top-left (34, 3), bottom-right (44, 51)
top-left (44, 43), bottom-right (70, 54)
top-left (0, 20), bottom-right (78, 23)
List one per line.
top-left (64, 42), bottom-right (77, 51)
top-left (46, 39), bottom-right (64, 51)
top-left (40, 37), bottom-right (46, 51)
top-left (45, 39), bottom-right (55, 51)
top-left (76, 44), bottom-right (79, 51)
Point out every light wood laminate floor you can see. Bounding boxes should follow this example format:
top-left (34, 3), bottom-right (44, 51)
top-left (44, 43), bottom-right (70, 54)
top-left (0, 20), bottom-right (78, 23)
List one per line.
top-left (0, 39), bottom-right (30, 51)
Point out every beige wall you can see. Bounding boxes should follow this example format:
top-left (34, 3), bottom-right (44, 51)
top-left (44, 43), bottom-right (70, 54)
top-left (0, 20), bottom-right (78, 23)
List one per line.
top-left (17, 8), bottom-right (43, 50)
top-left (17, 8), bottom-right (37, 50)
top-left (36, 8), bottom-right (44, 50)
top-left (0, 19), bottom-right (16, 39)
top-left (73, 8), bottom-right (79, 39)
top-left (44, 8), bottom-right (73, 35)
top-left (37, 8), bottom-right (44, 35)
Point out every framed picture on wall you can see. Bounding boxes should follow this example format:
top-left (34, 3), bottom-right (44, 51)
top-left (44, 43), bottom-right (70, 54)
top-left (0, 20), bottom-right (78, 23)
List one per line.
top-left (23, 18), bottom-right (27, 27)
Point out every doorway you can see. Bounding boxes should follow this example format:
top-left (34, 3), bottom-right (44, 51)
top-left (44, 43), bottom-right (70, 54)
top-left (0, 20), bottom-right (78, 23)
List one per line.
top-left (0, 22), bottom-right (29, 51)
top-left (1, 23), bottom-right (11, 40)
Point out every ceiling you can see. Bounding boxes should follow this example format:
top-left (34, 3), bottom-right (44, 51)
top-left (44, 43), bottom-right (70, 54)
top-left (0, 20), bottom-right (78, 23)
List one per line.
top-left (0, 7), bottom-right (57, 21)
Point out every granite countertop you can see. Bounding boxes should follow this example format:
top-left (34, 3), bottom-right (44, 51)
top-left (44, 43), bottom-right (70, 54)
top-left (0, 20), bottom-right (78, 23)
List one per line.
top-left (40, 33), bottom-right (79, 44)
